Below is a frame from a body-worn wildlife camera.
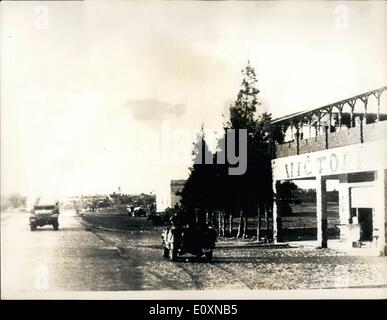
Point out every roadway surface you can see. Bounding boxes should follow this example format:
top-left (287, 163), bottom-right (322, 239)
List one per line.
top-left (2, 211), bottom-right (386, 298)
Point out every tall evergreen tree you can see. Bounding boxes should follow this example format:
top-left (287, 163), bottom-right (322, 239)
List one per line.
top-left (180, 127), bottom-right (218, 225)
top-left (180, 61), bottom-right (276, 240)
top-left (225, 61), bottom-right (273, 239)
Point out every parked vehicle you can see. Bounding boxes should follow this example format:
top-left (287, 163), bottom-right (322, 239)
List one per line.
top-left (161, 224), bottom-right (218, 262)
top-left (29, 203), bottom-right (60, 231)
top-left (129, 206), bottom-right (147, 217)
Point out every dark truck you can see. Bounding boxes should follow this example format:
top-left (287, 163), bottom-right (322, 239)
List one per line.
top-left (29, 203), bottom-right (60, 231)
top-left (162, 225), bottom-right (218, 262)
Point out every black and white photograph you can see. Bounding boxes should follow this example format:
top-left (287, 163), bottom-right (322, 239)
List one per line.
top-left (1, 0), bottom-right (386, 300)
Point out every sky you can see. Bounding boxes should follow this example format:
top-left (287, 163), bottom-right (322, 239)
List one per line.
top-left (1, 1), bottom-right (386, 206)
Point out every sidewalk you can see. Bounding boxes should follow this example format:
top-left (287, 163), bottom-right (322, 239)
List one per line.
top-left (287, 239), bottom-right (382, 256)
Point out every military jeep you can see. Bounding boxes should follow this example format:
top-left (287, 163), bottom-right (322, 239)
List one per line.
top-left (161, 225), bottom-right (217, 262)
top-left (30, 203), bottom-right (60, 231)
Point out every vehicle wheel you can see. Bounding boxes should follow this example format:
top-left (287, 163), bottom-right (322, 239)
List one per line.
top-left (163, 247), bottom-right (169, 258)
top-left (30, 224), bottom-right (36, 231)
top-left (169, 246), bottom-right (177, 261)
top-left (205, 250), bottom-right (213, 262)
top-left (52, 223), bottom-right (59, 230)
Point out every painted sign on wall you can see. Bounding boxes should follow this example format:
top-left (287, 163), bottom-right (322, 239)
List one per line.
top-left (272, 140), bottom-right (387, 181)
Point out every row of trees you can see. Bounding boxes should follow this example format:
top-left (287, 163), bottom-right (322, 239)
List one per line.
top-left (179, 62), bottom-right (281, 240)
top-left (1, 193), bottom-right (27, 211)
top-left (78, 193), bottom-right (156, 213)
top-left (110, 192), bottom-right (156, 211)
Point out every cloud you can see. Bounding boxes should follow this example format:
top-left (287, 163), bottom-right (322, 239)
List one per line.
top-left (123, 99), bottom-right (186, 122)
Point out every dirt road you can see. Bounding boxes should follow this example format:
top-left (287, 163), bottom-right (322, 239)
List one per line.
top-left (1, 211), bottom-right (386, 298)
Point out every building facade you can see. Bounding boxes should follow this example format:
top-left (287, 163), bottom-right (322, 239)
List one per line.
top-left (271, 86), bottom-right (387, 256)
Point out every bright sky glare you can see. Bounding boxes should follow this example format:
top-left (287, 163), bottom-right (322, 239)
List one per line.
top-left (1, 1), bottom-right (386, 204)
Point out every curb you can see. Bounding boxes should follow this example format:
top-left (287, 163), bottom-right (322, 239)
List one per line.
top-left (79, 219), bottom-right (160, 232)
top-left (80, 219), bottom-right (121, 232)
top-left (216, 243), bottom-right (291, 249)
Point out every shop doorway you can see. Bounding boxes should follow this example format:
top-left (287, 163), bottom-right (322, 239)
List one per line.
top-left (358, 208), bottom-right (373, 241)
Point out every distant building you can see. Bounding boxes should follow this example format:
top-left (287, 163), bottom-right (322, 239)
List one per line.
top-left (171, 180), bottom-right (186, 208)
